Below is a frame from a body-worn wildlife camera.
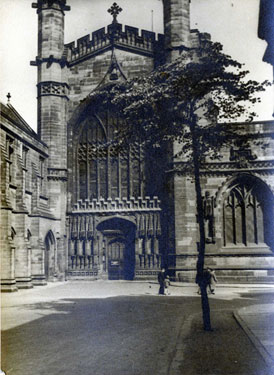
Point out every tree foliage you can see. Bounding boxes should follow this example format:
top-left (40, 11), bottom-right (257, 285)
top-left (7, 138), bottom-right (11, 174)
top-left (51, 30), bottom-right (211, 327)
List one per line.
top-left (90, 39), bottom-right (271, 330)
top-left (92, 39), bottom-right (270, 163)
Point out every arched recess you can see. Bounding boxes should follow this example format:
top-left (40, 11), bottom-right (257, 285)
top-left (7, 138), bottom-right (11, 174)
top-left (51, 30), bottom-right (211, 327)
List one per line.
top-left (222, 174), bottom-right (274, 250)
top-left (97, 218), bottom-right (136, 280)
top-left (44, 230), bottom-right (56, 280)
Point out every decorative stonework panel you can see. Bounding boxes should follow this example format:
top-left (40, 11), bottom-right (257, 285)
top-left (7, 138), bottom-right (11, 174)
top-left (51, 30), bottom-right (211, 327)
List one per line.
top-left (38, 81), bottom-right (69, 99)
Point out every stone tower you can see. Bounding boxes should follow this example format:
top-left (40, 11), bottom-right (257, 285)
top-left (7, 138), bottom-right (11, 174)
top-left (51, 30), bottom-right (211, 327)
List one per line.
top-left (31, 0), bottom-right (71, 278)
top-left (162, 0), bottom-right (198, 273)
top-left (163, 0), bottom-right (191, 62)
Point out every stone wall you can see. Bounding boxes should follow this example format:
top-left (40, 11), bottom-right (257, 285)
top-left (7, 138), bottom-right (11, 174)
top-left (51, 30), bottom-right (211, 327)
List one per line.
top-left (171, 120), bottom-right (274, 281)
top-left (0, 103), bottom-right (64, 291)
top-left (66, 39), bottom-right (156, 118)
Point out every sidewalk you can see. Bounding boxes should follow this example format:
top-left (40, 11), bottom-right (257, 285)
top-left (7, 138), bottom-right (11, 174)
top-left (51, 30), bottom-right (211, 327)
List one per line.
top-left (168, 284), bottom-right (274, 374)
top-left (169, 306), bottom-right (274, 375)
top-left (234, 304), bottom-right (274, 369)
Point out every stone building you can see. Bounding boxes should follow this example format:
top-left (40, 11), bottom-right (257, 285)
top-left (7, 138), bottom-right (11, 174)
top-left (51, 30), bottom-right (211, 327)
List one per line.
top-left (0, 102), bottom-right (62, 291)
top-left (1, 0), bottom-right (274, 291)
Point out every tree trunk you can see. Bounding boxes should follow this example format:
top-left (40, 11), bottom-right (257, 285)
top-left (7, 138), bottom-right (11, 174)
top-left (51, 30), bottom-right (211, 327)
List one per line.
top-left (191, 122), bottom-right (212, 331)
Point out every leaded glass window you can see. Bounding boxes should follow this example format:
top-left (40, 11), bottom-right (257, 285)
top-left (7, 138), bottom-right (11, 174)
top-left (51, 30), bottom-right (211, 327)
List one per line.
top-left (223, 178), bottom-right (272, 248)
top-left (77, 115), bottom-right (143, 200)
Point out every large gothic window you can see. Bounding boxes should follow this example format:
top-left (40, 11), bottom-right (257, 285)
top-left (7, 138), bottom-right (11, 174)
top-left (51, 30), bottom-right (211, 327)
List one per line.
top-left (223, 177), bottom-right (273, 249)
top-left (77, 114), bottom-right (143, 201)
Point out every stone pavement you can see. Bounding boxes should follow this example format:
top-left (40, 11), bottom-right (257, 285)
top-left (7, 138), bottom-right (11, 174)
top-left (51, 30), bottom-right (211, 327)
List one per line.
top-left (1, 280), bottom-right (274, 375)
top-left (234, 304), bottom-right (274, 370)
top-left (167, 283), bottom-right (274, 375)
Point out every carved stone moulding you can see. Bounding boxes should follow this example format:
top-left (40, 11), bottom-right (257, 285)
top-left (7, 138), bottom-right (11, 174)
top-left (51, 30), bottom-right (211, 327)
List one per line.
top-left (47, 168), bottom-right (68, 181)
top-left (32, 0), bottom-right (70, 14)
top-left (37, 81), bottom-right (70, 99)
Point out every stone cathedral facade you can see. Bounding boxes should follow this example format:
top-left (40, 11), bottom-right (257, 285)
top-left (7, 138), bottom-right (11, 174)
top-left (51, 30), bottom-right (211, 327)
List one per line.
top-left (1, 0), bottom-right (274, 291)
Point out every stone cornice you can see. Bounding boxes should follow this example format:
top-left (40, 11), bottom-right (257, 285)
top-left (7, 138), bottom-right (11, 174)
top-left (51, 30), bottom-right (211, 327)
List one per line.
top-left (28, 213), bottom-right (58, 220)
top-left (32, 0), bottom-right (70, 15)
top-left (169, 253), bottom-right (274, 258)
top-left (30, 56), bottom-right (68, 68)
top-left (69, 196), bottom-right (161, 214)
top-left (169, 159), bottom-right (274, 176)
top-left (0, 123), bottom-right (48, 156)
top-left (47, 168), bottom-right (68, 181)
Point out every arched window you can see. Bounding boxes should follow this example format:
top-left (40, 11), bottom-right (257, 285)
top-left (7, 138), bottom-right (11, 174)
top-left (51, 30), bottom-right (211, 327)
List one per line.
top-left (223, 176), bottom-right (273, 249)
top-left (77, 114), bottom-right (143, 201)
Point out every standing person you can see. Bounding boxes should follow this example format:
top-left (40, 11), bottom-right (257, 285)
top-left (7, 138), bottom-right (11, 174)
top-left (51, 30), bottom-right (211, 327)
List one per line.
top-left (208, 268), bottom-right (218, 294)
top-left (158, 268), bottom-right (165, 295)
top-left (164, 275), bottom-right (171, 295)
top-left (196, 268), bottom-right (210, 295)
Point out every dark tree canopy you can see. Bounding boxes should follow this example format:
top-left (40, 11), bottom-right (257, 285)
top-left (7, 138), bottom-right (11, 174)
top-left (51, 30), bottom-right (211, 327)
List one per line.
top-left (92, 39), bottom-right (270, 162)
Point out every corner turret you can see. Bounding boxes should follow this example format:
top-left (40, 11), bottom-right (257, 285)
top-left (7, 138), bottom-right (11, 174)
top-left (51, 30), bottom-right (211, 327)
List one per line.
top-left (163, 0), bottom-right (191, 62)
top-left (31, 0), bottom-right (70, 279)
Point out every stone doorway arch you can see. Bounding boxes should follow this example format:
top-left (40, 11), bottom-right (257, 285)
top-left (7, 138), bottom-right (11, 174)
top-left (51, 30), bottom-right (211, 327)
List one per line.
top-left (97, 218), bottom-right (136, 280)
top-left (44, 230), bottom-right (57, 280)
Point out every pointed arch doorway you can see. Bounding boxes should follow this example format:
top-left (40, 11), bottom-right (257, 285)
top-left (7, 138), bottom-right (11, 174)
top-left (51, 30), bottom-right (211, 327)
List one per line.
top-left (44, 231), bottom-right (57, 281)
top-left (97, 218), bottom-right (136, 280)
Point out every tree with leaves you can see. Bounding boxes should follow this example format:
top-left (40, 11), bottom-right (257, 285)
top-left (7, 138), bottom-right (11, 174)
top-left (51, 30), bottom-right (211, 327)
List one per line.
top-left (91, 39), bottom-right (270, 330)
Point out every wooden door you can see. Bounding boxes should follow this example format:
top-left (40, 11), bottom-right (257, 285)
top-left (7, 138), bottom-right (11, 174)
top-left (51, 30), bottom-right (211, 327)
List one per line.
top-left (108, 240), bottom-right (125, 280)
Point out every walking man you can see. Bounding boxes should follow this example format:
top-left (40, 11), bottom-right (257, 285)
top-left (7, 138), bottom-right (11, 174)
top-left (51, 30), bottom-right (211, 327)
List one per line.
top-left (208, 268), bottom-right (218, 294)
top-left (158, 268), bottom-right (165, 295)
top-left (164, 275), bottom-right (171, 295)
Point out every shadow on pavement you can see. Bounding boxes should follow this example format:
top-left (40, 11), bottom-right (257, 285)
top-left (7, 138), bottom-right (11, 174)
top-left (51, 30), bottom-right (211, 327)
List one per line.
top-left (2, 290), bottom-right (274, 375)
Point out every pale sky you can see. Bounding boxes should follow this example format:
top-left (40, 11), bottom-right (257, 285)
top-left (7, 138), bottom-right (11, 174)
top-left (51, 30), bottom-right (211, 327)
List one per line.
top-left (0, 0), bottom-right (272, 130)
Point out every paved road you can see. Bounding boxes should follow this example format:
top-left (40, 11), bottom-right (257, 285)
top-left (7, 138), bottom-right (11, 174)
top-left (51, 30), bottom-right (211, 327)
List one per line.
top-left (1, 281), bottom-right (274, 375)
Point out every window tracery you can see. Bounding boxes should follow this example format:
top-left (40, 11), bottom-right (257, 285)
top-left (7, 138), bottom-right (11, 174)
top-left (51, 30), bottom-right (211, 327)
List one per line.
top-left (223, 179), bottom-right (272, 248)
top-left (77, 114), bottom-right (143, 201)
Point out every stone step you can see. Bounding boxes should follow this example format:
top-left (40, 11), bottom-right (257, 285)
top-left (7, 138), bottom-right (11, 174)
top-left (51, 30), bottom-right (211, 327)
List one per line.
top-left (177, 270), bottom-right (274, 284)
top-left (217, 276), bottom-right (274, 283)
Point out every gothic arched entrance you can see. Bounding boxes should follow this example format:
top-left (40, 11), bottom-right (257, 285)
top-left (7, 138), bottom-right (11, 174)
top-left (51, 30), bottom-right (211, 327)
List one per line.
top-left (44, 231), bottom-right (56, 280)
top-left (97, 218), bottom-right (136, 280)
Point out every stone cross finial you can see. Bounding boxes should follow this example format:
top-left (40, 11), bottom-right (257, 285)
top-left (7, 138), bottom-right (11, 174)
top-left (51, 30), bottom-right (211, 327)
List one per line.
top-left (7, 93), bottom-right (11, 103)
top-left (108, 2), bottom-right (122, 24)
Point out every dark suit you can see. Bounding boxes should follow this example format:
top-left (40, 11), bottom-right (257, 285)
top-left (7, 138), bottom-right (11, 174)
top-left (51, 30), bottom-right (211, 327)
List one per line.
top-left (158, 271), bottom-right (165, 295)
